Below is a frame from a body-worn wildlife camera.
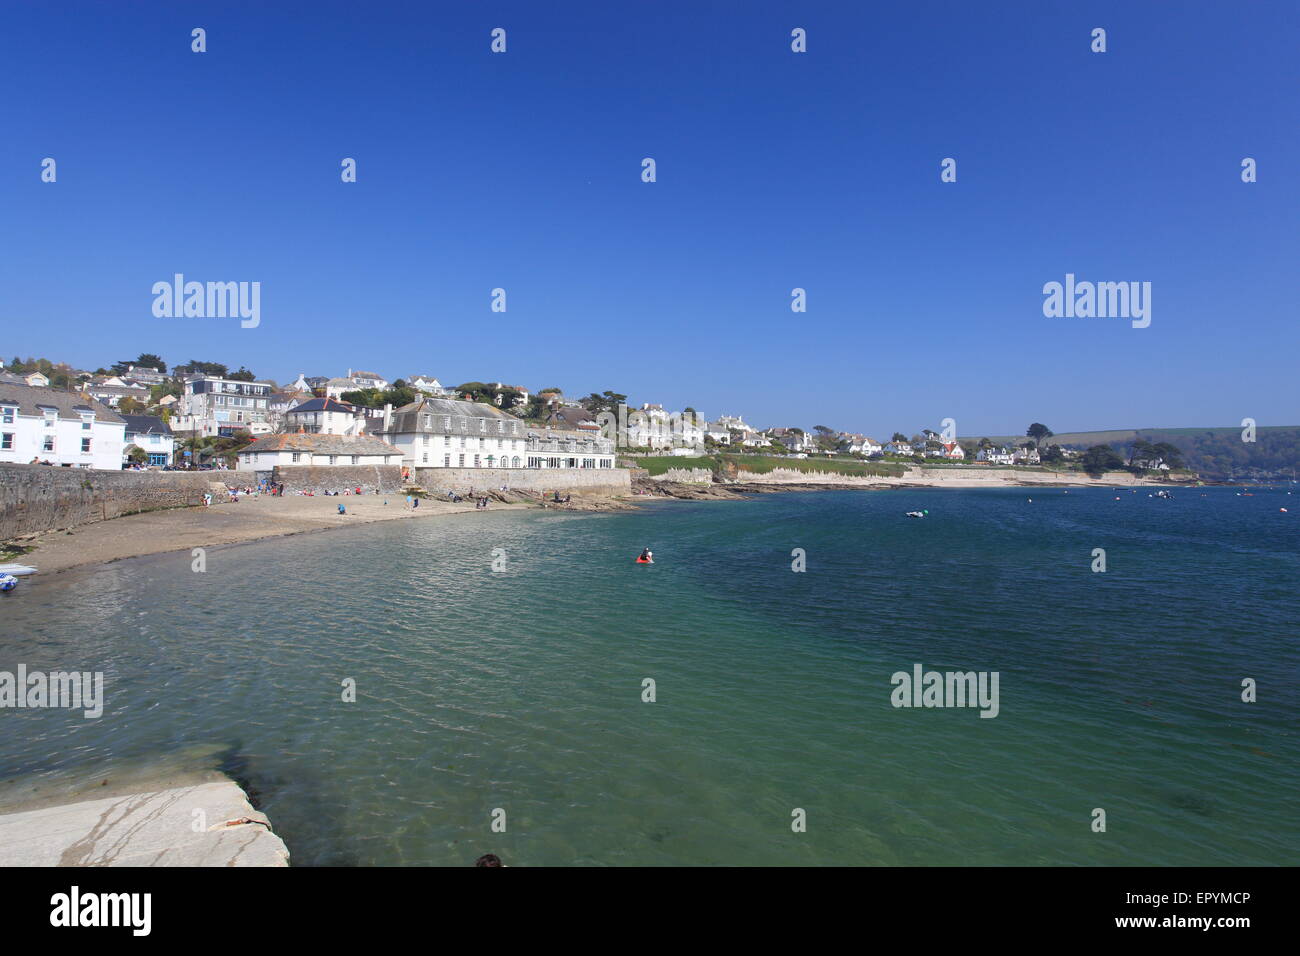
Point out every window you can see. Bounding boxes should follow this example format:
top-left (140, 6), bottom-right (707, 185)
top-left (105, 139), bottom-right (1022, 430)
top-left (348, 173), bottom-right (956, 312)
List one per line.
top-left (497, 421), bottom-right (504, 433)
top-left (443, 454), bottom-right (450, 467)
top-left (422, 435), bottom-right (430, 445)
top-left (443, 435), bottom-right (450, 446)
top-left (422, 453), bottom-right (428, 464)
top-left (473, 454), bottom-right (481, 467)
top-left (82, 419), bottom-right (92, 430)
top-left (1, 433), bottom-right (12, 449)
top-left (443, 416), bottom-right (451, 429)
top-left (43, 436), bottom-right (55, 452)
top-left (351, 456), bottom-right (359, 465)
top-left (458, 454), bottom-right (465, 467)
top-left (292, 452), bottom-right (301, 463)
top-left (0, 406), bottom-right (13, 424)
top-left (81, 438), bottom-right (92, 454)
top-left (328, 455), bottom-right (337, 465)
top-left (478, 419), bottom-right (485, 432)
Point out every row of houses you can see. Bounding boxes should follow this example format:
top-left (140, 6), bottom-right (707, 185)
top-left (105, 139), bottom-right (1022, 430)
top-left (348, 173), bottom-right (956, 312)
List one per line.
top-left (235, 394), bottom-right (617, 473)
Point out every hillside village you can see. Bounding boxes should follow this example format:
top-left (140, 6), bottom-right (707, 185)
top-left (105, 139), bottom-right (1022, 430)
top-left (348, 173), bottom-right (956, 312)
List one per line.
top-left (0, 353), bottom-right (1190, 479)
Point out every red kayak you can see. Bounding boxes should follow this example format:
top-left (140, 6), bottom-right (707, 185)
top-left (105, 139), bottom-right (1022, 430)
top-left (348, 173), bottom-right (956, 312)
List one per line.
top-left (635, 557), bottom-right (652, 564)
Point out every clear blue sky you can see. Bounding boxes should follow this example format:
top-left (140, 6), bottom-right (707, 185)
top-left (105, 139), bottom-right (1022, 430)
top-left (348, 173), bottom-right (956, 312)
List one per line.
top-left (1, 1), bottom-right (1295, 437)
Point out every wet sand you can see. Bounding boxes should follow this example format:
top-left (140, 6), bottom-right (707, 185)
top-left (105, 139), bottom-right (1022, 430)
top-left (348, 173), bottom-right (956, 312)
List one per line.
top-left (21, 493), bottom-right (535, 575)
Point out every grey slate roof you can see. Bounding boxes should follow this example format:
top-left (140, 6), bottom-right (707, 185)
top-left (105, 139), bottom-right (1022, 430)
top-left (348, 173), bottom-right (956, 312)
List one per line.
top-left (287, 397), bottom-right (358, 414)
top-left (380, 396), bottom-right (520, 435)
top-left (120, 414), bottom-right (173, 436)
top-left (0, 382), bottom-right (125, 423)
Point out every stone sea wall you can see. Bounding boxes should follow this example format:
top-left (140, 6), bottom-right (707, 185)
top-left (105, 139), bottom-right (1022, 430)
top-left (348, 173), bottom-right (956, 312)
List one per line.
top-left (0, 463), bottom-right (256, 539)
top-left (271, 464), bottom-right (402, 494)
top-left (413, 466), bottom-right (631, 496)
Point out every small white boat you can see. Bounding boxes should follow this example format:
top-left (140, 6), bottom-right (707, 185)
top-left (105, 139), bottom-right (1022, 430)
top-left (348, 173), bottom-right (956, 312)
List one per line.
top-left (0, 574), bottom-right (17, 592)
top-left (0, 564), bottom-right (37, 576)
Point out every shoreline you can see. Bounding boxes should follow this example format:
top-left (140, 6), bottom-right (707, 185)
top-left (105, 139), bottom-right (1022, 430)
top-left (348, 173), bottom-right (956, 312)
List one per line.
top-left (12, 467), bottom-right (1192, 577)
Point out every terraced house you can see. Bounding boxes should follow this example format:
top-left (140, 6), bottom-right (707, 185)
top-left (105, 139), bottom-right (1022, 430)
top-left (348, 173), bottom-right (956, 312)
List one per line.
top-left (374, 396), bottom-right (617, 470)
top-left (375, 396), bottom-right (529, 469)
top-left (0, 382), bottom-right (125, 469)
top-left (525, 427), bottom-right (616, 470)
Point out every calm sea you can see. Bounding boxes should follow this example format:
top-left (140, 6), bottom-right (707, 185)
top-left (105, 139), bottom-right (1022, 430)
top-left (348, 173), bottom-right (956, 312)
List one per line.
top-left (1, 487), bottom-right (1296, 865)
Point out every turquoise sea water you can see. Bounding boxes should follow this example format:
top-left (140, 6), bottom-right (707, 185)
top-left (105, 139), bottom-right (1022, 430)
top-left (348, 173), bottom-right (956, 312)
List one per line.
top-left (0, 487), bottom-right (1296, 865)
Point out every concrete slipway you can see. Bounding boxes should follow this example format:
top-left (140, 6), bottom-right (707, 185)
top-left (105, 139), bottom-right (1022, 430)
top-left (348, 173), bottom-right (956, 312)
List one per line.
top-left (0, 749), bottom-right (288, 867)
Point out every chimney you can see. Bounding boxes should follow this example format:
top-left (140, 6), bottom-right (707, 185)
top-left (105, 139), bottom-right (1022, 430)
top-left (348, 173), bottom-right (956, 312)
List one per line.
top-left (382, 402), bottom-right (392, 432)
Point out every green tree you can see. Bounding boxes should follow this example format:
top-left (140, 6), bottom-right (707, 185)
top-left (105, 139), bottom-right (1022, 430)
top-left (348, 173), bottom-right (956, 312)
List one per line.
top-left (579, 391), bottom-right (627, 415)
top-left (1027, 423), bottom-right (1054, 446)
top-left (1080, 444), bottom-right (1125, 476)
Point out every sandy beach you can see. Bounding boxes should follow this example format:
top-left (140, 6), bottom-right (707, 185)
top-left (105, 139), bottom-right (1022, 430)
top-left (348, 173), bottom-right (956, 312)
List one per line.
top-left (17, 493), bottom-right (540, 575)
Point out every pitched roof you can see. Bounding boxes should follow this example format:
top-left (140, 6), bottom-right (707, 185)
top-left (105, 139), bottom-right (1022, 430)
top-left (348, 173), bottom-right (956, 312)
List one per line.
top-left (240, 433), bottom-right (402, 456)
top-left (382, 396), bottom-right (518, 434)
top-left (0, 382), bottom-right (124, 423)
top-left (546, 406), bottom-right (598, 430)
top-left (120, 414), bottom-right (173, 436)
top-left (287, 397), bottom-right (359, 415)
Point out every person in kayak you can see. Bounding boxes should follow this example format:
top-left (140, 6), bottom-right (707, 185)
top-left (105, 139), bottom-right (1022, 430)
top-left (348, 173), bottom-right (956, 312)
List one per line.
top-left (638, 547), bottom-right (654, 563)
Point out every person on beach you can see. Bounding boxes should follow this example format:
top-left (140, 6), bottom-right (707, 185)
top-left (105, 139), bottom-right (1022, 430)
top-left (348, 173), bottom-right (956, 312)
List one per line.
top-left (413, 496), bottom-right (419, 509)
top-left (338, 503), bottom-right (346, 515)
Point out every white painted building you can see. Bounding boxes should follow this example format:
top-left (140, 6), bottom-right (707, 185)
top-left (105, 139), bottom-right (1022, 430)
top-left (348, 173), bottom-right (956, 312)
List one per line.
top-left (284, 397), bottom-right (368, 435)
top-left (121, 414), bottom-right (175, 467)
top-left (236, 433), bottom-right (403, 470)
top-left (0, 382), bottom-right (125, 469)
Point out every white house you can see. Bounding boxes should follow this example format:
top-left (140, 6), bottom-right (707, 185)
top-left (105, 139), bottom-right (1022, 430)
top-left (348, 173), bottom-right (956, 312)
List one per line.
top-left (236, 433), bottom-right (403, 470)
top-left (1014, 446), bottom-right (1041, 465)
top-left (375, 396), bottom-right (529, 469)
top-left (284, 397), bottom-right (368, 436)
top-left (624, 404), bottom-right (704, 451)
top-left (0, 382), bottom-right (125, 469)
top-left (120, 414), bottom-right (174, 467)
top-left (408, 376), bottom-right (450, 396)
top-left (85, 377), bottom-right (151, 409)
top-left (705, 421), bottom-right (732, 444)
top-left (525, 428), bottom-right (617, 469)
top-left (976, 446), bottom-right (1015, 465)
top-left (322, 369), bottom-right (389, 398)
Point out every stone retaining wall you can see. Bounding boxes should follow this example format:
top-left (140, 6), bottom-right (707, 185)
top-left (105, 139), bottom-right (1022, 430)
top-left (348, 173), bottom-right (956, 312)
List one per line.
top-left (271, 464), bottom-right (402, 495)
top-left (412, 466), bottom-right (631, 496)
top-left (0, 463), bottom-right (256, 539)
